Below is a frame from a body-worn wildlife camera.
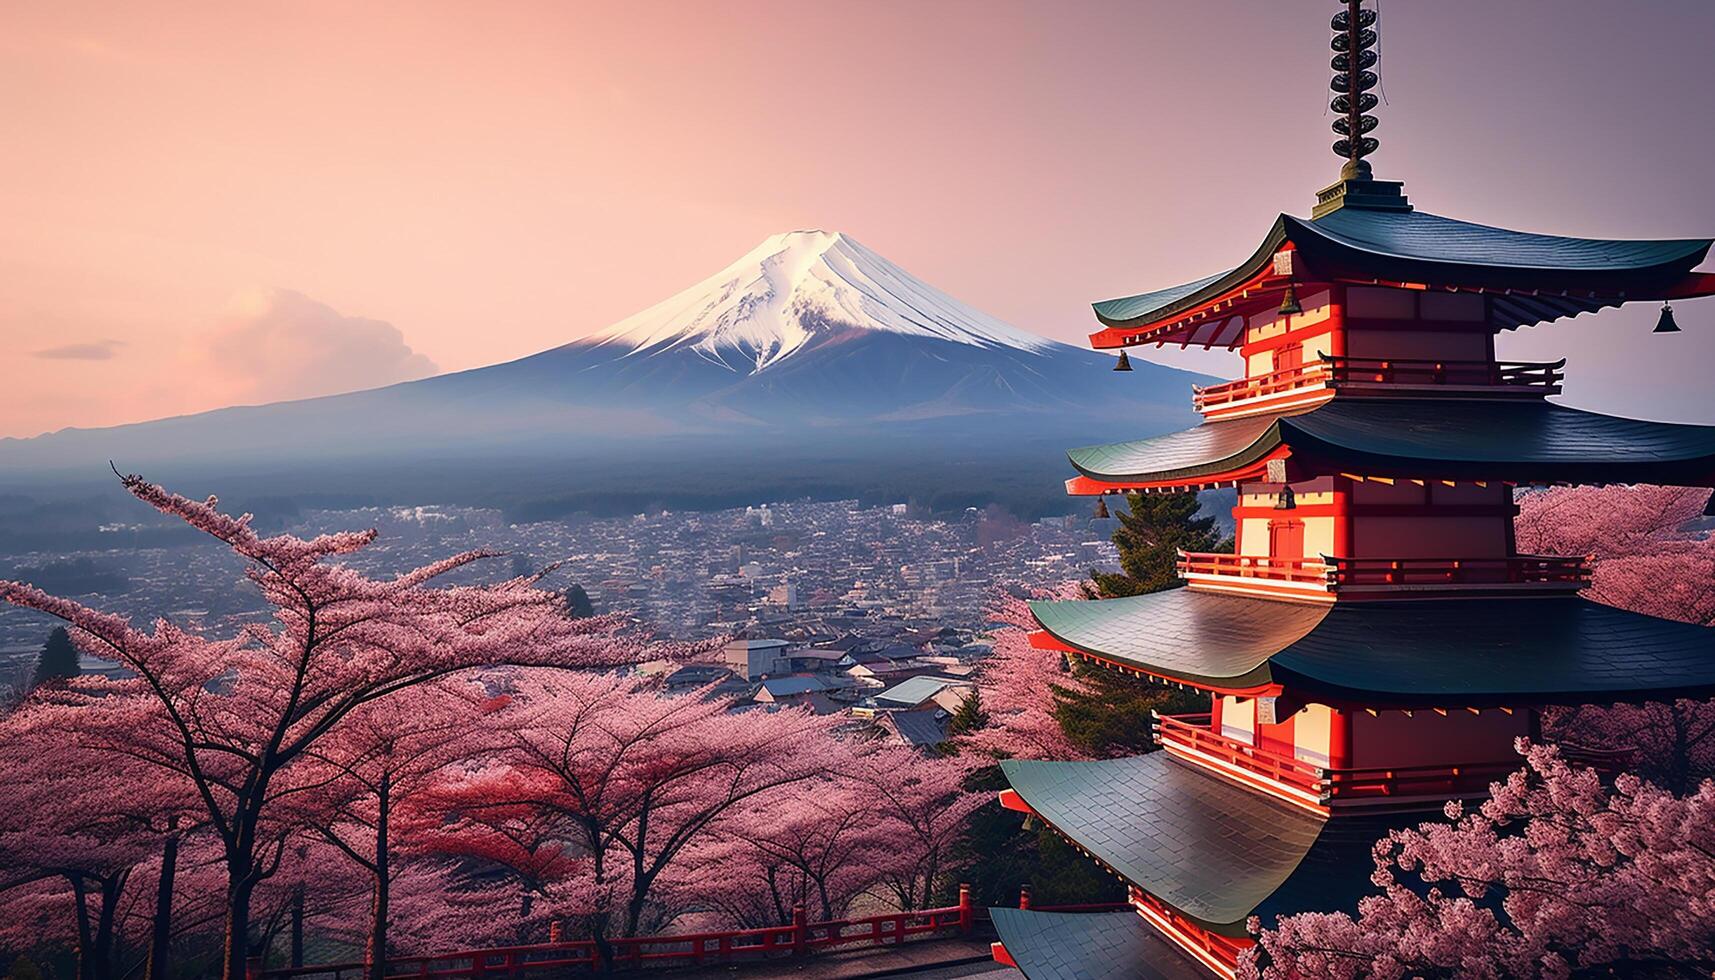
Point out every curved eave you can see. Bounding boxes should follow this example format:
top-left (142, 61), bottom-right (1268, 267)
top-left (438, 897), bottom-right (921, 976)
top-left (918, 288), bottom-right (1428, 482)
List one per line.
top-left (1090, 209), bottom-right (1714, 345)
top-left (998, 753), bottom-right (1328, 936)
top-left (1033, 591), bottom-right (1715, 708)
top-left (1272, 597), bottom-right (1715, 707)
top-left (1028, 589), bottom-right (1326, 693)
top-left (1070, 399), bottom-right (1715, 490)
top-left (989, 909), bottom-right (1207, 980)
top-left (1091, 218), bottom-right (1291, 347)
top-left (1066, 411), bottom-right (1296, 491)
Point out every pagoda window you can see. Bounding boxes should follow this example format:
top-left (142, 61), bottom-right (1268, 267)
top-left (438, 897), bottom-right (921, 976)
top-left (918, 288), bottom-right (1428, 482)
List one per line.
top-left (1219, 695), bottom-right (1255, 745)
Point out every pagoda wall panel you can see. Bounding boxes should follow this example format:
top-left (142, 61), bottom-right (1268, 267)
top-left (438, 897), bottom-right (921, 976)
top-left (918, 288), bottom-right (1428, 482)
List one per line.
top-left (1350, 709), bottom-right (1528, 769)
top-left (1344, 326), bottom-right (1489, 361)
top-left (1353, 515), bottom-right (1508, 558)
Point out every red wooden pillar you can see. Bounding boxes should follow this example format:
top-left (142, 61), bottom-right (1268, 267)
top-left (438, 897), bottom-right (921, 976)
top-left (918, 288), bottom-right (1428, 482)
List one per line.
top-left (792, 905), bottom-right (807, 956)
top-left (1328, 706), bottom-right (1353, 771)
top-left (958, 882), bottom-right (974, 934)
top-left (244, 958), bottom-right (262, 980)
top-left (1018, 884), bottom-right (1032, 910)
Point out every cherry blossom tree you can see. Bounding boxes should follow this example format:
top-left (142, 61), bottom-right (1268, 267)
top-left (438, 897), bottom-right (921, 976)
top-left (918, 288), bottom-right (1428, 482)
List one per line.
top-left (856, 747), bottom-right (986, 912)
top-left (0, 473), bottom-right (644, 980)
top-left (423, 669), bottom-right (846, 961)
top-left (1243, 742), bottom-right (1715, 979)
top-left (286, 679), bottom-right (503, 980)
top-left (689, 777), bottom-right (890, 926)
top-left (1518, 484), bottom-right (1715, 792)
top-left (957, 587), bottom-right (1093, 762)
top-left (0, 693), bottom-right (199, 980)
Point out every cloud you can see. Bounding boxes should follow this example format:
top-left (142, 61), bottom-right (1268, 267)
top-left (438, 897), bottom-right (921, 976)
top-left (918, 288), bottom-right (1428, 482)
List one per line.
top-left (33, 339), bottom-right (124, 360)
top-left (201, 289), bottom-right (438, 404)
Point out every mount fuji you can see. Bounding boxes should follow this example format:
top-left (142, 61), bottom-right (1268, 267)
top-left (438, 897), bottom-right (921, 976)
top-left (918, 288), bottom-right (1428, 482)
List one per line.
top-left (0, 231), bottom-right (1208, 515)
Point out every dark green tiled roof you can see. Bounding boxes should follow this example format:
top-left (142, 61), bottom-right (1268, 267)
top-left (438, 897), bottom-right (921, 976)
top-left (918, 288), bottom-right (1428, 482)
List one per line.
top-left (989, 909), bottom-right (1206, 980)
top-left (1029, 588), bottom-right (1326, 688)
top-left (1069, 399), bottom-right (1715, 488)
top-left (999, 753), bottom-right (1326, 935)
top-left (1274, 597), bottom-right (1715, 704)
top-left (1067, 410), bottom-right (1289, 487)
top-left (1093, 206), bottom-right (1711, 332)
top-left (1029, 592), bottom-right (1715, 705)
top-left (1094, 272), bottom-right (1230, 325)
top-left (1302, 209), bottom-right (1708, 274)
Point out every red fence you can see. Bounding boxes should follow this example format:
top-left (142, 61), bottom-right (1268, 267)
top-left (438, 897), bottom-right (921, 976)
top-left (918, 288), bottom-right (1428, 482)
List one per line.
top-left (255, 886), bottom-right (977, 979)
top-left (1155, 713), bottom-right (1520, 804)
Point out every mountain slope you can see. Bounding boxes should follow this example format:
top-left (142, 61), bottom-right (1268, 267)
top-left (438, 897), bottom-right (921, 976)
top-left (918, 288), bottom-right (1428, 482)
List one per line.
top-left (0, 231), bottom-right (1212, 510)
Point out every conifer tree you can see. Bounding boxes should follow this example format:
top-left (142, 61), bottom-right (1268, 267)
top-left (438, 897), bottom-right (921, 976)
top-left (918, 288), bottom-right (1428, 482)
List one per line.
top-left (29, 627), bottom-right (79, 690)
top-left (563, 583), bottom-right (595, 619)
top-left (1090, 493), bottom-right (1221, 598)
top-left (948, 689), bottom-right (989, 736)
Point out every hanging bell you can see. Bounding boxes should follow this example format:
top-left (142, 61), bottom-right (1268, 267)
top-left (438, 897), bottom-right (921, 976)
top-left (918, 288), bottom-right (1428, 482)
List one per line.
top-left (1113, 350), bottom-right (1134, 372)
top-left (1278, 283), bottom-right (1303, 316)
top-left (1274, 486), bottom-right (1297, 511)
top-left (1654, 303), bottom-right (1681, 334)
top-left (1094, 497), bottom-right (1110, 519)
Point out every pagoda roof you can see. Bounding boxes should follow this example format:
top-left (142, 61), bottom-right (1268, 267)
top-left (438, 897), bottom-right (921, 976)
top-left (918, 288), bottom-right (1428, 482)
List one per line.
top-left (1030, 591), bottom-right (1715, 705)
top-left (998, 752), bottom-right (1393, 936)
top-left (1093, 204), bottom-right (1713, 342)
top-left (988, 909), bottom-right (1205, 980)
top-left (1067, 399), bottom-right (1715, 490)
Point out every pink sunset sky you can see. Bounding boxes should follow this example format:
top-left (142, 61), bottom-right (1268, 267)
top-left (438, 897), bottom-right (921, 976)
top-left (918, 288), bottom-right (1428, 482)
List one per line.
top-left (3, 0), bottom-right (1713, 439)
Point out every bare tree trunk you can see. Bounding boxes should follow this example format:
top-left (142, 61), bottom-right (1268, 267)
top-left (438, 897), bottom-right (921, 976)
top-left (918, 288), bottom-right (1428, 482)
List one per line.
top-left (223, 871), bottom-right (256, 980)
top-left (366, 772), bottom-right (391, 980)
top-left (290, 886), bottom-right (304, 969)
top-left (147, 828), bottom-right (181, 980)
top-left (70, 875), bottom-right (96, 980)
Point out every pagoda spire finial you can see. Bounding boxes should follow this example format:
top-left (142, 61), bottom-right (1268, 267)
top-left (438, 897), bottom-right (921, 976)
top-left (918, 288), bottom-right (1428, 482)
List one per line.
top-left (1312, 0), bottom-right (1409, 217)
top-left (1330, 0), bottom-right (1379, 176)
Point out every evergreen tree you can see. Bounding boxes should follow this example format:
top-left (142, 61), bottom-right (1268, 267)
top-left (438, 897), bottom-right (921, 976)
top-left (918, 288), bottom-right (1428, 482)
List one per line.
top-left (1061, 491), bottom-right (1219, 755)
top-left (563, 583), bottom-right (595, 619)
top-left (1051, 660), bottom-right (1204, 756)
top-left (948, 688), bottom-right (989, 736)
top-left (1090, 492), bottom-right (1221, 598)
top-left (29, 626), bottom-right (79, 690)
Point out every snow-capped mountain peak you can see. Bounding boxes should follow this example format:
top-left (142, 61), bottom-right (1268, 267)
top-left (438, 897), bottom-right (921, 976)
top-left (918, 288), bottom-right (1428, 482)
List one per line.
top-left (590, 230), bottom-right (1056, 373)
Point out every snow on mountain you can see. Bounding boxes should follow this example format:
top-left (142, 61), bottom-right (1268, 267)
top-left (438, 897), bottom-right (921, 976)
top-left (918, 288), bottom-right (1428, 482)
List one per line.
top-left (0, 230), bottom-right (1211, 486)
top-left (588, 230), bottom-right (1056, 372)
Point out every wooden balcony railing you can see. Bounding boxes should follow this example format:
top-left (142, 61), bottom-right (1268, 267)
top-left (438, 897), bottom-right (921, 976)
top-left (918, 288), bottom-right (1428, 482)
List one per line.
top-left (1153, 713), bottom-right (1520, 804)
top-left (1176, 552), bottom-right (1332, 585)
top-left (1177, 553), bottom-right (1591, 594)
top-left (1322, 355), bottom-right (1564, 391)
top-left (1192, 356), bottom-right (1564, 414)
top-left (1325, 554), bottom-right (1591, 589)
top-left (1193, 361), bottom-right (1331, 411)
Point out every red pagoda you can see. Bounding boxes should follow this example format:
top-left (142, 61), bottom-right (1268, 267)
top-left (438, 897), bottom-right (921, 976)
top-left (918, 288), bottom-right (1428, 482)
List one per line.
top-left (987, 4), bottom-right (1715, 978)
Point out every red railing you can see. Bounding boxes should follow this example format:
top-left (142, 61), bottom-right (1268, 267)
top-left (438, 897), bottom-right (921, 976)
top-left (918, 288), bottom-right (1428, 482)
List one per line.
top-left (1192, 356), bottom-right (1563, 414)
top-left (1154, 713), bottom-right (1521, 804)
top-left (1177, 552), bottom-right (1333, 586)
top-left (1193, 362), bottom-right (1331, 411)
top-left (1326, 554), bottom-right (1591, 589)
top-left (256, 888), bottom-right (977, 979)
top-left (1154, 713), bottom-right (1325, 796)
top-left (1178, 553), bottom-right (1590, 593)
top-left (1322, 355), bottom-right (1564, 391)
